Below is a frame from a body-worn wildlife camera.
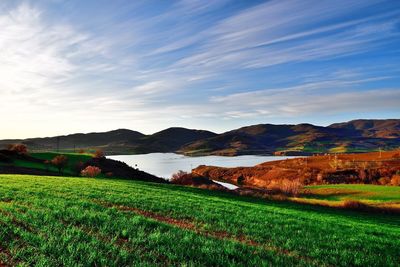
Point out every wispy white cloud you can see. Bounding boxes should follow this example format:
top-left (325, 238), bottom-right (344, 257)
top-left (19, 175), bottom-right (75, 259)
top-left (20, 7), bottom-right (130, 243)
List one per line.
top-left (171, 0), bottom-right (399, 71)
top-left (0, 0), bottom-right (399, 138)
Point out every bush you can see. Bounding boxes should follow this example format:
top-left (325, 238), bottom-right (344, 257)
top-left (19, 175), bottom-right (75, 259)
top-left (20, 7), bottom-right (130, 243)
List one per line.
top-left (342, 200), bottom-right (369, 211)
top-left (171, 170), bottom-right (189, 184)
top-left (391, 175), bottom-right (400, 186)
top-left (378, 177), bottom-right (391, 185)
top-left (81, 166), bottom-right (102, 178)
top-left (51, 155), bottom-right (69, 174)
top-left (94, 149), bottom-right (105, 159)
top-left (268, 179), bottom-right (303, 196)
top-left (7, 144), bottom-right (28, 154)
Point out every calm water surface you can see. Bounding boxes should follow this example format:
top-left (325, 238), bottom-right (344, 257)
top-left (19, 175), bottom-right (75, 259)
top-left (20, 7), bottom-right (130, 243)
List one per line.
top-left (109, 153), bottom-right (294, 179)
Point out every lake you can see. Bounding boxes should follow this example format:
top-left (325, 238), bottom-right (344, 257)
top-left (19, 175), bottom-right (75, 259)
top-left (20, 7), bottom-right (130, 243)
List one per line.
top-left (109, 153), bottom-right (294, 179)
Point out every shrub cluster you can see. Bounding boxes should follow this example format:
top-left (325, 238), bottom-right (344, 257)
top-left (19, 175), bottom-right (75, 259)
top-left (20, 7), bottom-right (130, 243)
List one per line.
top-left (51, 155), bottom-right (68, 174)
top-left (268, 179), bottom-right (303, 196)
top-left (7, 144), bottom-right (28, 154)
top-left (81, 166), bottom-right (102, 177)
top-left (170, 170), bottom-right (190, 184)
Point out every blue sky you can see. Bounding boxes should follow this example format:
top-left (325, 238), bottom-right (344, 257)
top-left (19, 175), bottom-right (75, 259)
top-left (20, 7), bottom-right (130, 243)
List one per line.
top-left (0, 0), bottom-right (399, 138)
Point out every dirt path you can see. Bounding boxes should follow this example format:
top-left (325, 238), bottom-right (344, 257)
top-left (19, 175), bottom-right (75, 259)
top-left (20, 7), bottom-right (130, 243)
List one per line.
top-left (97, 201), bottom-right (326, 266)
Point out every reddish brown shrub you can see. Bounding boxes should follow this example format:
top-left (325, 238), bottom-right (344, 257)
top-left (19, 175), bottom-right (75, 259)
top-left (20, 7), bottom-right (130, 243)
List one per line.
top-left (7, 144), bottom-right (28, 154)
top-left (81, 166), bottom-right (102, 178)
top-left (391, 175), bottom-right (400, 186)
top-left (93, 149), bottom-right (105, 159)
top-left (342, 200), bottom-right (369, 211)
top-left (171, 170), bottom-right (190, 184)
top-left (51, 155), bottom-right (69, 174)
top-left (378, 177), bottom-right (391, 185)
top-left (268, 179), bottom-right (303, 196)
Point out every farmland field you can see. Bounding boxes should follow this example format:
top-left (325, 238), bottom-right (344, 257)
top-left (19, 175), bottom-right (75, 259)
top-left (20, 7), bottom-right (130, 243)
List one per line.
top-left (0, 175), bottom-right (399, 266)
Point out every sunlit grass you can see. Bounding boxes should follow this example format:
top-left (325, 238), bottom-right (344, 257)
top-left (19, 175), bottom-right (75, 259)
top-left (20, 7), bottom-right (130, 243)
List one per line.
top-left (0, 174), bottom-right (399, 266)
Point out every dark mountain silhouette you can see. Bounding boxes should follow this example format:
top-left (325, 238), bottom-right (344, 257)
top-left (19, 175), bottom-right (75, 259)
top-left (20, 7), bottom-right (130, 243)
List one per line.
top-left (134, 127), bottom-right (217, 153)
top-left (0, 128), bottom-right (217, 155)
top-left (0, 119), bottom-right (398, 155)
top-left (329, 119), bottom-right (400, 138)
top-left (180, 119), bottom-right (400, 155)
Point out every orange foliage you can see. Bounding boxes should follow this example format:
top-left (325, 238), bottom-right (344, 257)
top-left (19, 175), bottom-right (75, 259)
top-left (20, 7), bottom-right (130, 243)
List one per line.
top-left (94, 149), bottom-right (105, 158)
top-left (51, 155), bottom-right (68, 174)
top-left (81, 166), bottom-right (102, 177)
top-left (7, 144), bottom-right (28, 154)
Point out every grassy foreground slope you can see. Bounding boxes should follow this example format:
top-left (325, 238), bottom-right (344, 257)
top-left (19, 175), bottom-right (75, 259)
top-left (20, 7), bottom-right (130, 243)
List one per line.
top-left (0, 175), bottom-right (399, 266)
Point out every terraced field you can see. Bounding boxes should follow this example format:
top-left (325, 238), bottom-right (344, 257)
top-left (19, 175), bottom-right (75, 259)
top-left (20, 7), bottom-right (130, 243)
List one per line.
top-left (0, 175), bottom-right (399, 266)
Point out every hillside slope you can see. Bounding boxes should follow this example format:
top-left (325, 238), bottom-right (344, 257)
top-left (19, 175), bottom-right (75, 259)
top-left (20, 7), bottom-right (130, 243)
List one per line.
top-left (181, 119), bottom-right (400, 155)
top-left (0, 174), bottom-right (399, 266)
top-left (134, 127), bottom-right (217, 153)
top-left (193, 150), bottom-right (400, 189)
top-left (0, 129), bottom-right (145, 154)
top-left (1, 119), bottom-right (399, 155)
top-left (330, 119), bottom-right (400, 138)
top-left (0, 128), bottom-right (217, 155)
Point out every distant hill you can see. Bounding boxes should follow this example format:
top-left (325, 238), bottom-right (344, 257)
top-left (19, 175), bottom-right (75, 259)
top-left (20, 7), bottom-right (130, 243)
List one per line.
top-left (0, 129), bottom-right (145, 154)
top-left (180, 119), bottom-right (400, 155)
top-left (0, 119), bottom-right (399, 155)
top-left (134, 127), bottom-right (217, 153)
top-left (0, 128), bottom-right (217, 155)
top-left (329, 119), bottom-right (400, 138)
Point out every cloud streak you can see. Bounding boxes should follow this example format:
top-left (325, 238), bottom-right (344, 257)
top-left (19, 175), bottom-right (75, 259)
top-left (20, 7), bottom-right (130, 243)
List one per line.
top-left (0, 0), bottom-right (399, 138)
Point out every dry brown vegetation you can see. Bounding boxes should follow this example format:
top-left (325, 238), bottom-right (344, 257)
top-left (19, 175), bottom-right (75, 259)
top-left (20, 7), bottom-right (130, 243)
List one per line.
top-left (51, 155), bottom-right (69, 174)
top-left (81, 166), bottom-right (102, 177)
top-left (193, 150), bottom-right (400, 189)
top-left (171, 170), bottom-right (227, 191)
top-left (6, 144), bottom-right (27, 154)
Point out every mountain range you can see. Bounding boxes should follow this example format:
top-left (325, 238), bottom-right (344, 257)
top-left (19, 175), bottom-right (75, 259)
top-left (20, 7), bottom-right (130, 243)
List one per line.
top-left (1, 119), bottom-right (399, 156)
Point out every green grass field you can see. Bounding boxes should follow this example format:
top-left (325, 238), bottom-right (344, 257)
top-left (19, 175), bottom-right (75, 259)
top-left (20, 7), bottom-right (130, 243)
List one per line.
top-left (11, 153), bottom-right (92, 176)
top-left (0, 175), bottom-right (399, 266)
top-left (302, 184), bottom-right (400, 205)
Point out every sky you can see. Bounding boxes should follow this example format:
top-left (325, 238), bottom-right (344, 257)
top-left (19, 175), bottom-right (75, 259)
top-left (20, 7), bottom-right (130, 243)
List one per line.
top-left (0, 0), bottom-right (399, 139)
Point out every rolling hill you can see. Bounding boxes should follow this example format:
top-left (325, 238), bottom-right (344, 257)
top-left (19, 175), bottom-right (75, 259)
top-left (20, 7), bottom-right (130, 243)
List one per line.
top-left (0, 128), bottom-right (216, 155)
top-left (0, 119), bottom-right (399, 155)
top-left (181, 119), bottom-right (400, 155)
top-left (329, 119), bottom-right (400, 138)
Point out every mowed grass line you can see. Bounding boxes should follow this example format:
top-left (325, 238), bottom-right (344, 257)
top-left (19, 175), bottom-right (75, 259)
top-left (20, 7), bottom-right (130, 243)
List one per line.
top-left (0, 175), bottom-right (399, 266)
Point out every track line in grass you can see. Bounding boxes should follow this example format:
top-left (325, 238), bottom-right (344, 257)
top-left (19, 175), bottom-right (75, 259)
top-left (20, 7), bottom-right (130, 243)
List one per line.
top-left (0, 221), bottom-right (22, 267)
top-left (0, 245), bottom-right (10, 267)
top-left (0, 208), bottom-right (36, 234)
top-left (97, 201), bottom-right (324, 266)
